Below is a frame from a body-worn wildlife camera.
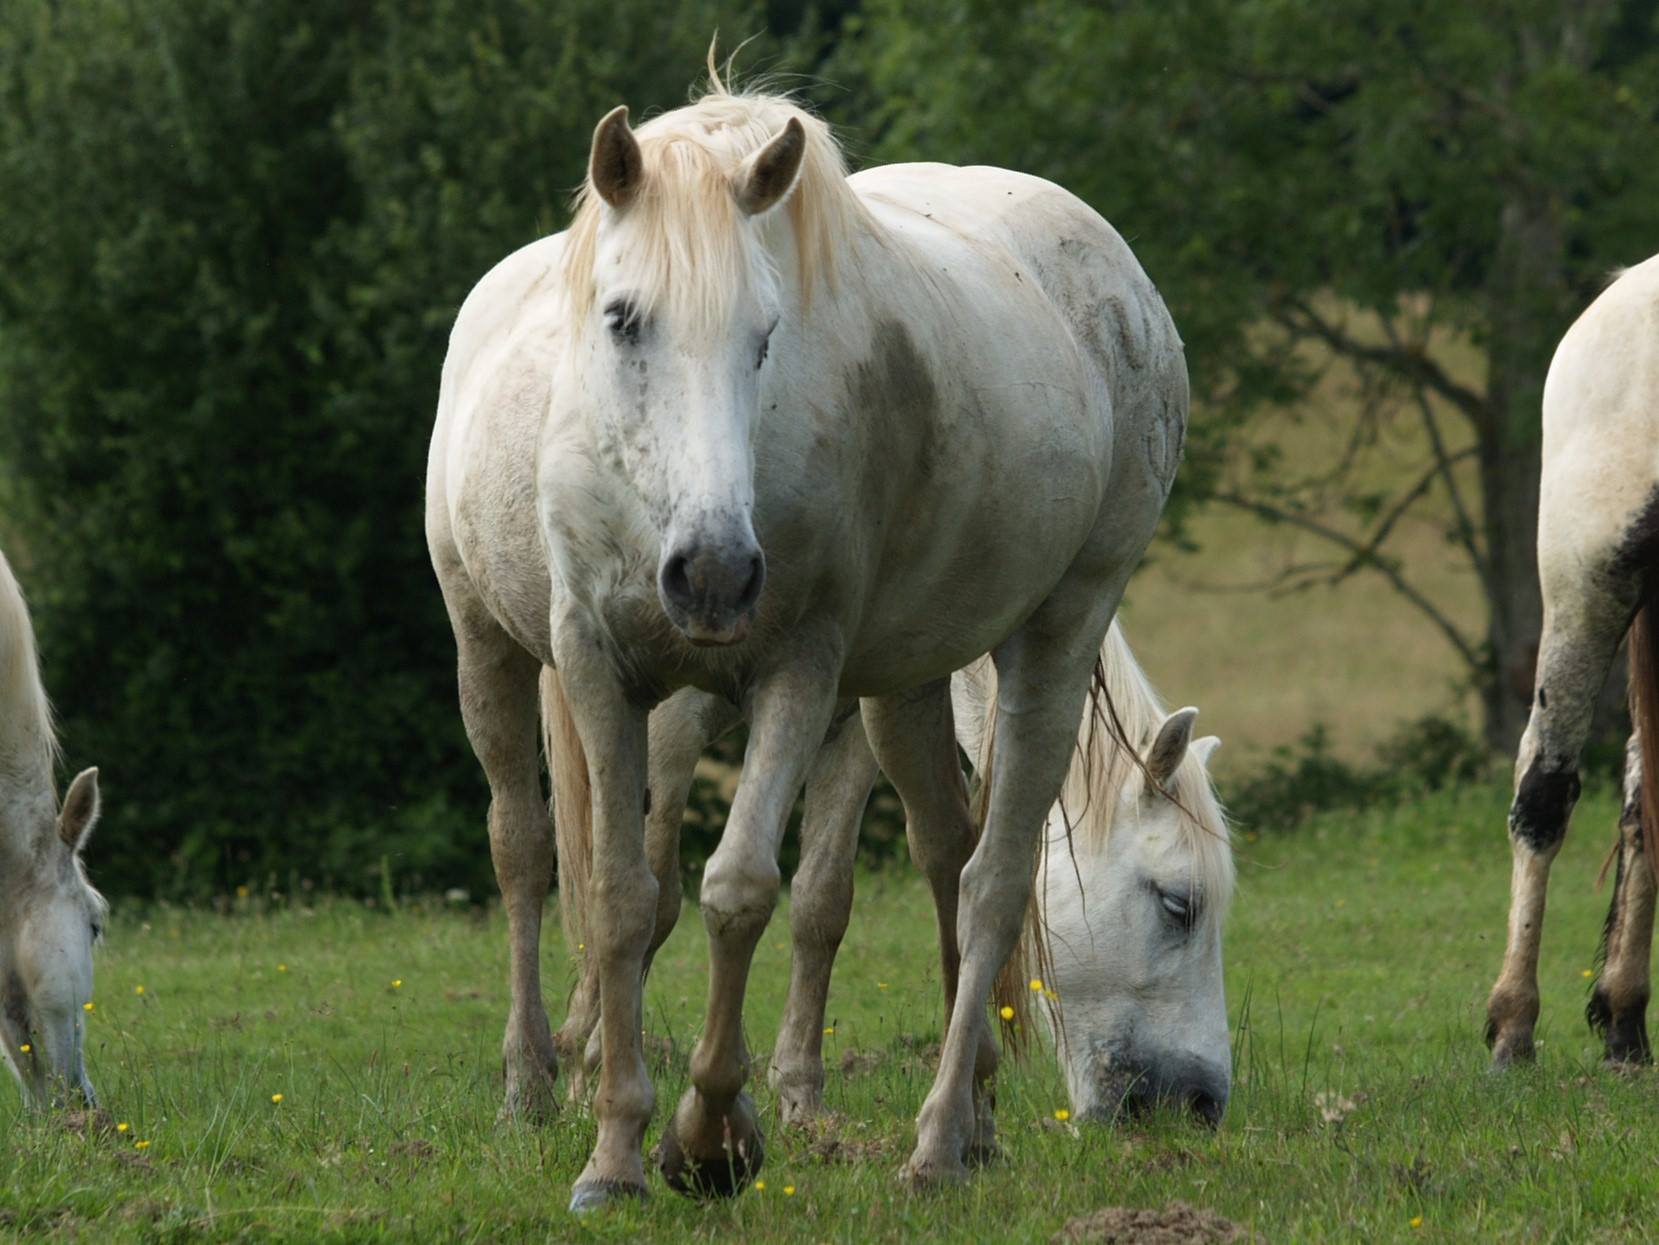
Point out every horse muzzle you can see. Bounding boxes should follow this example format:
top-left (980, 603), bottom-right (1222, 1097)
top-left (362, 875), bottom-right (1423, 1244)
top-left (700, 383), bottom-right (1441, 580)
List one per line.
top-left (657, 531), bottom-right (766, 647)
top-left (1075, 1044), bottom-right (1230, 1129)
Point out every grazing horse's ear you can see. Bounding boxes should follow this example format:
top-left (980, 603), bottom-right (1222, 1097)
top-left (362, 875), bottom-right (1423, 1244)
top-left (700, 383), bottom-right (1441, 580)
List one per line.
top-left (734, 117), bottom-right (807, 217)
top-left (1191, 735), bottom-right (1221, 768)
top-left (1146, 707), bottom-right (1199, 789)
top-left (58, 767), bottom-right (101, 852)
top-left (590, 106), bottom-right (643, 210)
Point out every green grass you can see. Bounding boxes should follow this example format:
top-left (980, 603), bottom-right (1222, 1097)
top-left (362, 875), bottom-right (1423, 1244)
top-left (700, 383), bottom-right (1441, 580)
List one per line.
top-left (4, 781), bottom-right (1655, 1242)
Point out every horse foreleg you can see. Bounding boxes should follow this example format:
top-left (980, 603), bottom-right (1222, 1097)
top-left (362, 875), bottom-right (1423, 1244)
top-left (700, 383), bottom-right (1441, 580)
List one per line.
top-left (895, 600), bottom-right (1113, 1186)
top-left (862, 682), bottom-right (998, 1161)
top-left (769, 705), bottom-right (877, 1127)
top-left (561, 689), bottom-right (742, 1103)
top-left (1487, 574), bottom-right (1630, 1067)
top-left (1589, 730), bottom-right (1656, 1064)
top-left (552, 628), bottom-right (656, 1212)
top-left (659, 649), bottom-right (839, 1198)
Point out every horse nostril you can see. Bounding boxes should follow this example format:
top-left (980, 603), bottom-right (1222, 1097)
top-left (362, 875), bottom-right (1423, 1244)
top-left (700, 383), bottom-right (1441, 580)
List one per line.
top-left (736, 553), bottom-right (765, 611)
top-left (661, 552), bottom-right (694, 608)
top-left (1191, 1091), bottom-right (1223, 1128)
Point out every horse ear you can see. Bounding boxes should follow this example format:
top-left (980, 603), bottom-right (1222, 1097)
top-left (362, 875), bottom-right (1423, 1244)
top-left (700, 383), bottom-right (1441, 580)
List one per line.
top-left (590, 105), bottom-right (643, 210)
top-left (1192, 735), bottom-right (1221, 768)
top-left (734, 117), bottom-right (807, 216)
top-left (58, 767), bottom-right (101, 852)
top-left (1145, 707), bottom-right (1199, 789)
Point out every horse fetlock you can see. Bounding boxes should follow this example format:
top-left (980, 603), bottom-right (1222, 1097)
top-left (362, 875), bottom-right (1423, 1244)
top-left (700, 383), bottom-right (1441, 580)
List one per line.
top-left (658, 1086), bottom-right (765, 1198)
top-left (1484, 984), bottom-right (1540, 1067)
top-left (767, 1058), bottom-right (825, 1127)
top-left (1589, 986), bottom-right (1652, 1065)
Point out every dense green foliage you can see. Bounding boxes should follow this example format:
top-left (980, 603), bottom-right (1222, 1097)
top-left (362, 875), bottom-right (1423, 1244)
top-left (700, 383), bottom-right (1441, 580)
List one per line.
top-left (2, 782), bottom-right (1653, 1240)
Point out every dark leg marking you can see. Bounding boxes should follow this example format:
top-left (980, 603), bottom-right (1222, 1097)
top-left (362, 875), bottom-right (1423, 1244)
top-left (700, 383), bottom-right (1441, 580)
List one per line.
top-left (1510, 761), bottom-right (1581, 853)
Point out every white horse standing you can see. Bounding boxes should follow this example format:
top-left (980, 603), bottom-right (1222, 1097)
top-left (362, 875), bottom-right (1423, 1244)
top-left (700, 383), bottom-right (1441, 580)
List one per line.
top-left (427, 77), bottom-right (1188, 1208)
top-left (1486, 253), bottom-right (1659, 1067)
top-left (0, 548), bottom-right (105, 1107)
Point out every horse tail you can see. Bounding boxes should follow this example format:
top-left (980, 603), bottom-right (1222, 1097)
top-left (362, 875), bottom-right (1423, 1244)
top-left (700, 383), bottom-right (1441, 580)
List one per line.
top-left (1628, 578), bottom-right (1659, 884)
top-left (541, 666), bottom-right (594, 952)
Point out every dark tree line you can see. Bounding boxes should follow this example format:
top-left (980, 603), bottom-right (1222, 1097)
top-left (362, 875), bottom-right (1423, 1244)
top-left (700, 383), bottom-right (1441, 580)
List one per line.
top-left (1, 0), bottom-right (1655, 894)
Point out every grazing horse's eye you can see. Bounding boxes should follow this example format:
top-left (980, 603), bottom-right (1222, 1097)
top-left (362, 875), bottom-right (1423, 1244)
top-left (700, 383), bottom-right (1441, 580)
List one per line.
top-left (89, 923), bottom-right (102, 942)
top-left (756, 322), bottom-right (776, 371)
top-left (603, 300), bottom-right (642, 345)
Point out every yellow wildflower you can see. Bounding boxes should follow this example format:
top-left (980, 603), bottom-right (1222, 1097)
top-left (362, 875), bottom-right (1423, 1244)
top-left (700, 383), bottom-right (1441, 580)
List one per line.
top-left (392, 979), bottom-right (403, 989)
top-left (134, 1139), bottom-right (150, 1150)
top-left (134, 985), bottom-right (145, 995)
top-left (1582, 969), bottom-right (1594, 979)
top-left (822, 1026), bottom-right (834, 1036)
top-left (754, 1180), bottom-right (766, 1192)
top-left (236, 885), bottom-right (250, 899)
top-left (1410, 1216), bottom-right (1423, 1229)
top-left (277, 964), bottom-right (288, 973)
top-left (999, 1006), bottom-right (1015, 1021)
top-left (18, 1044), bottom-right (29, 1054)
top-left (877, 982), bottom-right (889, 990)
top-left (117, 1122), bottom-right (129, 1133)
top-left (1029, 978), bottom-right (1043, 992)
top-left (783, 1185), bottom-right (796, 1196)
top-left (271, 1093), bottom-right (284, 1104)
top-left (83, 1002), bottom-right (94, 1013)
top-left (1054, 1108), bottom-right (1070, 1122)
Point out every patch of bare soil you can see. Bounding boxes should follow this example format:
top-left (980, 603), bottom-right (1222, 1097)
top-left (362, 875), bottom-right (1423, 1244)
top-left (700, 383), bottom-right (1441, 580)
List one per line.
top-left (1052, 1201), bottom-right (1253, 1244)
top-left (794, 1112), bottom-right (893, 1165)
top-left (59, 1108), bottom-right (115, 1136)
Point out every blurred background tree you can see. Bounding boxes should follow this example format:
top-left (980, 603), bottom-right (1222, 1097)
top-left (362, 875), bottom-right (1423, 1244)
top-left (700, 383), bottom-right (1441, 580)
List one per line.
top-left (0, 0), bottom-right (1655, 894)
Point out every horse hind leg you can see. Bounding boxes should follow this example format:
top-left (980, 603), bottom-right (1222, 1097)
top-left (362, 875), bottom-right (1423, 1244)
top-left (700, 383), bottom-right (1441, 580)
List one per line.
top-left (768, 705), bottom-right (878, 1127)
top-left (862, 683), bottom-right (1000, 1164)
top-left (1591, 735), bottom-right (1658, 1065)
top-left (442, 586), bottom-right (560, 1121)
top-left (1486, 563), bottom-right (1634, 1068)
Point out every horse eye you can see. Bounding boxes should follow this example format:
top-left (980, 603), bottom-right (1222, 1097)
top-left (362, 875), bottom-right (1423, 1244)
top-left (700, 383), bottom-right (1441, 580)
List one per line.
top-left (1157, 888), bottom-right (1196, 930)
top-left (89, 923), bottom-right (102, 941)
top-left (603, 300), bottom-right (642, 345)
top-left (756, 323), bottom-right (776, 371)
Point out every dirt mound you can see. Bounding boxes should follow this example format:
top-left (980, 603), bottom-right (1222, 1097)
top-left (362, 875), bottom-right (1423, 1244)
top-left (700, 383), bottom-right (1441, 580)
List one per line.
top-left (1052, 1201), bottom-right (1252, 1244)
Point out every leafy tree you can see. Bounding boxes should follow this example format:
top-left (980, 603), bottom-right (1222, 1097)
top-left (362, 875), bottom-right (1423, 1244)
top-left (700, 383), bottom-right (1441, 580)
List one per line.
top-left (833, 0), bottom-right (1659, 749)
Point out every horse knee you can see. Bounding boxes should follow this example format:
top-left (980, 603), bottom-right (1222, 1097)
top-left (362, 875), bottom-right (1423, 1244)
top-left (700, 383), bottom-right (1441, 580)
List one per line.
top-left (700, 854), bottom-right (780, 937)
top-left (1510, 758), bottom-right (1581, 855)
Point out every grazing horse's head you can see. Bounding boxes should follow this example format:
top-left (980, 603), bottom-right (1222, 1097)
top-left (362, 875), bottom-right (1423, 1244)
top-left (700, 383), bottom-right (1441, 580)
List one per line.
top-left (1042, 708), bottom-right (1234, 1128)
top-left (1, 550), bottom-right (106, 1110)
top-left (0, 767), bottom-right (105, 1110)
top-left (561, 87), bottom-right (864, 646)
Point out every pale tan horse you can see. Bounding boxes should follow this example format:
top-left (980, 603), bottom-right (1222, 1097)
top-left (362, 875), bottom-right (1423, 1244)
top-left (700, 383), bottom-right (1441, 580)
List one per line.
top-left (1486, 253), bottom-right (1659, 1067)
top-left (427, 74), bottom-right (1187, 1208)
top-left (0, 547), bottom-right (105, 1107)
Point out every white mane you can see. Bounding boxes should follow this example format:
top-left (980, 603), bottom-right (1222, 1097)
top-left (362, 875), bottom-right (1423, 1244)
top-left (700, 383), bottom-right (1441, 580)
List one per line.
top-left (960, 622), bottom-right (1235, 929)
top-left (561, 79), bottom-right (874, 335)
top-left (0, 546), bottom-right (58, 784)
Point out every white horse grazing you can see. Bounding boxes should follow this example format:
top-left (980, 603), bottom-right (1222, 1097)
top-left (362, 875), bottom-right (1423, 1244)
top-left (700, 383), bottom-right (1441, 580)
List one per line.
top-left (427, 75), bottom-right (1187, 1208)
top-left (558, 622), bottom-right (1234, 1129)
top-left (0, 548), bottom-right (105, 1107)
top-left (1486, 253), bottom-right (1659, 1067)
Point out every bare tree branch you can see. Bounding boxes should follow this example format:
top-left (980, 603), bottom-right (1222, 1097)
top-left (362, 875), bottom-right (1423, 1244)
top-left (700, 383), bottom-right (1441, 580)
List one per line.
top-left (1273, 297), bottom-right (1494, 431)
top-left (1326, 446), bottom-right (1477, 586)
top-left (1210, 489), bottom-right (1484, 672)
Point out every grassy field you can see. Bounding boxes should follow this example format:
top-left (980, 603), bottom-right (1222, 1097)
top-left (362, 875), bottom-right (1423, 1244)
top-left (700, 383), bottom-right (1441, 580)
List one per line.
top-left (4, 780), bottom-right (1656, 1241)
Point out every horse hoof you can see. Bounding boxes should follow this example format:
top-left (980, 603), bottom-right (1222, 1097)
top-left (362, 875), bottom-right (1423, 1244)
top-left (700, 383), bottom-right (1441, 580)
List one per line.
top-left (899, 1152), bottom-right (969, 1190)
top-left (656, 1118), bottom-right (765, 1199)
top-left (568, 1180), bottom-right (645, 1214)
